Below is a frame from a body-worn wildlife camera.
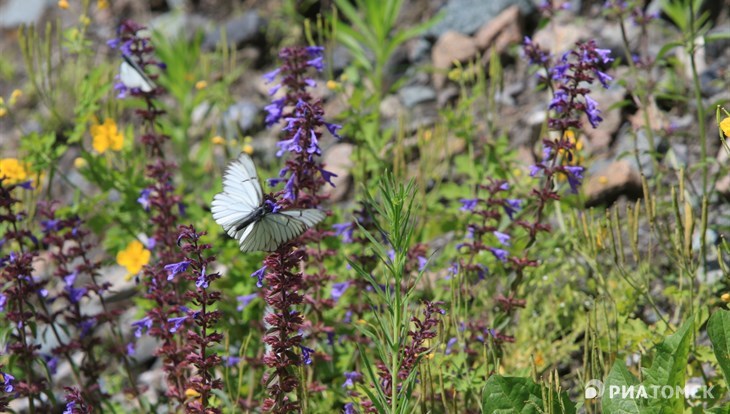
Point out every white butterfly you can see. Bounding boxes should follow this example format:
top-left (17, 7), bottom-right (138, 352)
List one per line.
top-left (211, 153), bottom-right (326, 252)
top-left (120, 54), bottom-right (155, 93)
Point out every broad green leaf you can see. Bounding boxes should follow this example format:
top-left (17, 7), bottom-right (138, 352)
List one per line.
top-left (643, 318), bottom-right (693, 412)
top-left (481, 375), bottom-right (576, 414)
top-left (708, 309), bottom-right (730, 385)
top-left (602, 361), bottom-right (642, 414)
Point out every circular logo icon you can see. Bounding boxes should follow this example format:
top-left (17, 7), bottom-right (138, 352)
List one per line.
top-left (584, 379), bottom-right (604, 399)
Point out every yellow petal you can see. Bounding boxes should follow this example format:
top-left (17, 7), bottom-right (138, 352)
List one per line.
top-left (721, 117), bottom-right (730, 137)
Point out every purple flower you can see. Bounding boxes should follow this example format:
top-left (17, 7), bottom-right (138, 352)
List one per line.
top-left (283, 174), bottom-right (297, 201)
top-left (494, 231), bottom-right (511, 246)
top-left (418, 256), bottom-right (428, 271)
top-left (164, 260), bottom-right (191, 280)
top-left (320, 167), bottom-right (337, 187)
top-left (251, 265), bottom-right (267, 288)
top-left (584, 95), bottom-right (602, 128)
top-left (131, 316), bottom-right (153, 337)
top-left (168, 315), bottom-right (188, 333)
top-left (503, 199), bottom-right (522, 219)
top-left (445, 337), bottom-right (458, 354)
top-left (549, 89), bottom-right (569, 112)
top-left (325, 122), bottom-right (343, 140)
top-left (268, 84), bottom-right (282, 96)
top-left (488, 247), bottom-right (509, 263)
top-left (137, 188), bottom-right (151, 211)
top-left (43, 355), bottom-right (58, 374)
top-left (460, 198), bottom-right (478, 212)
top-left (126, 342), bottom-right (135, 356)
top-left (63, 401), bottom-right (75, 414)
top-left (107, 38), bottom-right (120, 49)
top-left (564, 166), bottom-right (585, 193)
top-left (0, 294), bottom-right (6, 312)
top-left (224, 356), bottom-right (241, 367)
top-left (595, 70), bottom-right (612, 88)
top-left (331, 281), bottom-right (350, 301)
top-left (333, 222), bottom-right (354, 243)
top-left (40, 219), bottom-right (60, 233)
top-left (1, 372), bottom-right (14, 393)
top-left (299, 345), bottom-right (315, 365)
top-left (594, 48), bottom-right (613, 64)
top-left (237, 293), bottom-right (257, 311)
top-left (306, 46), bottom-right (325, 56)
top-left (306, 56), bottom-right (324, 72)
top-left (196, 266), bottom-right (208, 289)
top-left (79, 318), bottom-right (95, 337)
top-left (343, 371), bottom-right (361, 388)
top-left (263, 68), bottom-right (281, 83)
top-left (264, 98), bottom-right (285, 126)
top-left (550, 63), bottom-right (569, 81)
top-left (446, 262), bottom-right (459, 280)
top-left (344, 403), bottom-right (355, 414)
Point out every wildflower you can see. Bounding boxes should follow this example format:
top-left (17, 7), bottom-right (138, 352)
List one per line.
top-left (721, 117), bottom-right (730, 137)
top-left (299, 345), bottom-right (315, 365)
top-left (0, 108), bottom-right (6, 117)
top-left (262, 68), bottom-right (281, 83)
top-left (73, 157), bottom-right (87, 169)
top-left (583, 95), bottom-right (602, 128)
top-left (90, 118), bottom-right (124, 153)
top-left (97, 0), bottom-right (109, 9)
top-left (58, 0), bottom-right (69, 9)
top-left (344, 403), bottom-right (356, 414)
top-left (0, 372), bottom-right (12, 392)
top-left (564, 166), bottom-right (585, 193)
top-left (445, 337), bottom-right (458, 354)
top-left (722, 293), bottom-right (730, 303)
top-left (418, 256), bottom-right (428, 271)
top-left (251, 265), bottom-right (267, 288)
top-left (164, 260), bottom-right (191, 280)
top-left (326, 80), bottom-right (338, 90)
top-left (502, 199), bottom-right (522, 219)
top-left (9, 89), bottom-right (22, 105)
top-left (224, 356), bottom-right (241, 367)
top-left (243, 143), bottom-right (254, 155)
top-left (185, 388), bottom-right (201, 398)
top-left (116, 240), bottom-right (151, 278)
top-left (131, 316), bottom-right (153, 337)
top-left (494, 231), bottom-right (511, 246)
top-left (137, 188), bottom-right (151, 211)
top-left (237, 293), bottom-right (257, 311)
top-left (211, 136), bottom-right (225, 145)
top-left (0, 158), bottom-right (28, 184)
top-left (0, 294), bottom-right (6, 312)
top-left (126, 342), bottom-right (135, 356)
top-left (446, 262), bottom-right (459, 279)
top-left (168, 315), bottom-right (188, 333)
top-left (333, 222), bottom-right (354, 243)
top-left (195, 80), bottom-right (207, 90)
top-left (488, 247), bottom-right (509, 263)
top-left (460, 198), bottom-right (478, 211)
top-left (342, 371), bottom-right (361, 388)
top-left (331, 281), bottom-right (350, 301)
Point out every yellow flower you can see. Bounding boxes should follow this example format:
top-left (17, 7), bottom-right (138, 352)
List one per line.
top-left (79, 15), bottom-right (90, 26)
top-left (116, 240), bottom-right (151, 279)
top-left (58, 0), bottom-right (69, 9)
top-left (243, 144), bottom-right (254, 155)
top-left (211, 136), bottom-right (225, 145)
top-left (97, 0), bottom-right (109, 9)
top-left (195, 80), bottom-right (208, 90)
top-left (91, 118), bottom-right (124, 153)
top-left (185, 388), bottom-right (201, 398)
top-left (9, 89), bottom-right (22, 106)
top-left (326, 80), bottom-right (338, 90)
top-left (73, 157), bottom-right (87, 169)
top-left (598, 176), bottom-right (608, 185)
top-left (722, 293), bottom-right (730, 303)
top-left (0, 158), bottom-right (29, 184)
top-left (721, 117), bottom-right (730, 137)
top-left (0, 108), bottom-right (6, 118)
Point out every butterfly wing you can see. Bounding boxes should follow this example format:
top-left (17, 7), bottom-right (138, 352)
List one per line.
top-left (211, 154), bottom-right (264, 243)
top-left (120, 55), bottom-right (154, 92)
top-left (250, 209), bottom-right (326, 252)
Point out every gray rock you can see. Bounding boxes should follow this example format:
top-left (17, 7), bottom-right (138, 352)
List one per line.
top-left (0, 0), bottom-right (49, 29)
top-left (204, 11), bottom-right (265, 50)
top-left (398, 85), bottom-right (437, 108)
top-left (221, 101), bottom-right (260, 138)
top-left (149, 12), bottom-right (210, 41)
top-left (427, 0), bottom-right (533, 38)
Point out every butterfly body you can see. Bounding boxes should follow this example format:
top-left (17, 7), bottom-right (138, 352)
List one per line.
top-left (120, 54), bottom-right (155, 92)
top-left (212, 154), bottom-right (325, 252)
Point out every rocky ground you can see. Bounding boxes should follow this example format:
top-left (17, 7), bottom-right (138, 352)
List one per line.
top-left (2, 0), bottom-right (730, 408)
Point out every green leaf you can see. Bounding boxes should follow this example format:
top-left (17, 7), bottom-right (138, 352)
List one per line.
top-left (481, 376), bottom-right (575, 414)
top-left (708, 309), bottom-right (730, 385)
top-left (602, 361), bottom-right (642, 414)
top-left (643, 318), bottom-right (693, 412)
